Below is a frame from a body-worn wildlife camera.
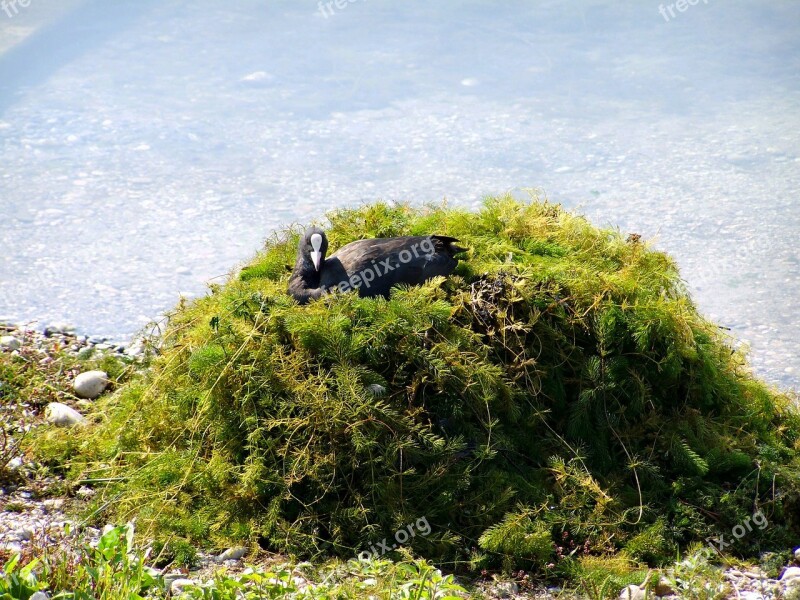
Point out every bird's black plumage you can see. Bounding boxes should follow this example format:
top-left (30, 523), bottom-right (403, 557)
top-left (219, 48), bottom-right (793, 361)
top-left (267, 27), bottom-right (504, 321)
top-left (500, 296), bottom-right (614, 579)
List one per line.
top-left (288, 227), bottom-right (466, 304)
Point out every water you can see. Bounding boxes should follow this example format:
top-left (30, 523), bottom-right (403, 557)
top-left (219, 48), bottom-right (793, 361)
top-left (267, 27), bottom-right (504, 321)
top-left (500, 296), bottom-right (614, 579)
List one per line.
top-left (0, 1), bottom-right (798, 390)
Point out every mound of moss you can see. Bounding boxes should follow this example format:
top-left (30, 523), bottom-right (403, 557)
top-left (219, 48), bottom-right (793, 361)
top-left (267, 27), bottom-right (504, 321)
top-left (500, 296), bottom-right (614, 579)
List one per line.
top-left (38, 196), bottom-right (800, 571)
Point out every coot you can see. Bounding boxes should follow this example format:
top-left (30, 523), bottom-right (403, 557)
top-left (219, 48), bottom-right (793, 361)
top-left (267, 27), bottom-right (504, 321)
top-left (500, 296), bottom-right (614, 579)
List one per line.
top-left (288, 227), bottom-right (466, 304)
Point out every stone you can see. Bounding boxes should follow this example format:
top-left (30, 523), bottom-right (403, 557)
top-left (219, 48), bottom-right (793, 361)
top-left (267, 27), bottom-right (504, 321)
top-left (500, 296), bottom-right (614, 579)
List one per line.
top-left (76, 486), bottom-right (96, 498)
top-left (7, 456), bottom-right (23, 471)
top-left (0, 335), bottom-right (21, 351)
top-left (652, 580), bottom-right (674, 596)
top-left (125, 341), bottom-right (145, 357)
top-left (43, 498), bottom-right (64, 511)
top-left (795, 547), bottom-right (800, 563)
top-left (619, 584), bottom-right (646, 600)
top-left (170, 578), bottom-right (196, 594)
top-left (73, 370), bottom-right (109, 399)
top-left (45, 402), bottom-right (85, 427)
top-left (44, 323), bottom-right (75, 336)
top-left (493, 581), bottom-right (518, 598)
top-left (30, 593), bottom-right (49, 600)
top-left (217, 546), bottom-right (247, 561)
top-left (782, 567), bottom-right (800, 582)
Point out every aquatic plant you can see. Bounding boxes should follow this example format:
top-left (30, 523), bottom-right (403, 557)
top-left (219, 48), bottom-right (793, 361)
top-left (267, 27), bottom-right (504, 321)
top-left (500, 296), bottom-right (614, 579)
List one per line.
top-left (34, 196), bottom-right (800, 570)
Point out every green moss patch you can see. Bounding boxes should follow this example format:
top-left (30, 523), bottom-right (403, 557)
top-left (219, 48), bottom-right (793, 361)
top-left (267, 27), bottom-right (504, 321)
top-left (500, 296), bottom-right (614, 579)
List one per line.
top-left (33, 196), bottom-right (800, 571)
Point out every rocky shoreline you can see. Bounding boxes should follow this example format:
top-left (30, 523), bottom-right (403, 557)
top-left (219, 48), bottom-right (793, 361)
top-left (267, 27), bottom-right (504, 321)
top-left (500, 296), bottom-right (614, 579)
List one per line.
top-left (2, 323), bottom-right (800, 599)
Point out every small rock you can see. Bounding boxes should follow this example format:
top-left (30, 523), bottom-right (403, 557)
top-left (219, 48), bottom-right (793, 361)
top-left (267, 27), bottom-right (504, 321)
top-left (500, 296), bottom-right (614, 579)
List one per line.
top-left (73, 370), bottom-right (109, 399)
top-left (44, 323), bottom-right (75, 336)
top-left (76, 486), bottom-right (96, 498)
top-left (7, 456), bottom-right (23, 470)
top-left (170, 578), bottom-right (196, 594)
top-left (0, 335), bottom-right (21, 351)
top-left (1, 541), bottom-right (22, 553)
top-left (494, 581), bottom-right (518, 598)
top-left (743, 570), bottom-right (765, 579)
top-left (43, 498), bottom-right (64, 511)
top-left (782, 567), bottom-right (800, 582)
top-left (30, 592), bottom-right (49, 600)
top-left (619, 584), bottom-right (646, 600)
top-left (652, 580), bottom-right (674, 596)
top-left (45, 402), bottom-right (85, 427)
top-left (125, 341), bottom-right (144, 356)
top-left (217, 546), bottom-right (247, 561)
top-left (740, 592), bottom-right (764, 600)
top-left (14, 527), bottom-right (33, 541)
top-left (794, 547), bottom-right (800, 563)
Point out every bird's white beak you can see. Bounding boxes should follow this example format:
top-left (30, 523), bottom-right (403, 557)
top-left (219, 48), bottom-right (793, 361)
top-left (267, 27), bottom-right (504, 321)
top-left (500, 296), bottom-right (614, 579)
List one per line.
top-left (309, 233), bottom-right (324, 272)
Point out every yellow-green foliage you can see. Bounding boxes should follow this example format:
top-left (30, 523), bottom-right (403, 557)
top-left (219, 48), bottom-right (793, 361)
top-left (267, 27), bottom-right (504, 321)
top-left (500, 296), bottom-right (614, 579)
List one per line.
top-left (34, 196), bottom-right (800, 569)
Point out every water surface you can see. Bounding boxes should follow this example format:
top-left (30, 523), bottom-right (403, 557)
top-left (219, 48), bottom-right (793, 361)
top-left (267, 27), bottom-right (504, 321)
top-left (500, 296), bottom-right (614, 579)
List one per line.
top-left (0, 0), bottom-right (798, 389)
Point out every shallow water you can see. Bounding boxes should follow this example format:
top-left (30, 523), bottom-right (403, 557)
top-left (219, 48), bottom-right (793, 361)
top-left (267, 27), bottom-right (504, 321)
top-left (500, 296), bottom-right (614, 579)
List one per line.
top-left (0, 0), bottom-right (798, 390)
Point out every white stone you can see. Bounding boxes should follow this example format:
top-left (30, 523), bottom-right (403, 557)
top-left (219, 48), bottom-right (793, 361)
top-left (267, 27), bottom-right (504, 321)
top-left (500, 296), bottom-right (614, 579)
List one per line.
top-left (217, 546), bottom-right (247, 561)
top-left (0, 335), bottom-right (21, 351)
top-left (782, 567), bottom-right (800, 582)
top-left (795, 547), bottom-right (800, 562)
top-left (494, 581), bottom-right (518, 598)
top-left (76, 486), bottom-right (96, 498)
top-left (7, 456), bottom-right (23, 470)
top-left (45, 402), bottom-right (85, 427)
top-left (73, 370), bottom-right (109, 399)
top-left (30, 592), bottom-right (49, 600)
top-left (170, 578), bottom-right (196, 594)
top-left (619, 584), bottom-right (646, 600)
top-left (124, 341), bottom-right (145, 357)
top-left (43, 498), bottom-right (64, 511)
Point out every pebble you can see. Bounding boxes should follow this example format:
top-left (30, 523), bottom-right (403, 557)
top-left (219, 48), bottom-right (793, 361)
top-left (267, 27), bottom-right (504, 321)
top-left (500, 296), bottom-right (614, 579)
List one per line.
top-left (30, 593), bottom-right (49, 600)
top-left (43, 498), bottom-right (64, 511)
top-left (217, 546), bottom-right (248, 561)
top-left (170, 578), bottom-right (197, 594)
top-left (795, 547), bottom-right (800, 563)
top-left (75, 486), bottom-right (96, 498)
top-left (493, 581), bottom-right (519, 598)
top-left (0, 335), bottom-right (21, 351)
top-left (782, 567), bottom-right (800, 582)
top-left (619, 584), bottom-right (645, 600)
top-left (73, 370), bottom-right (109, 399)
top-left (44, 323), bottom-right (75, 336)
top-left (45, 402), bottom-right (85, 427)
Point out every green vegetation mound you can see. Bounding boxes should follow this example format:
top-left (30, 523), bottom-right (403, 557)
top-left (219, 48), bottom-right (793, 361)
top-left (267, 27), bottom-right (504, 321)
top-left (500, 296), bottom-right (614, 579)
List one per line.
top-left (40, 197), bottom-right (800, 570)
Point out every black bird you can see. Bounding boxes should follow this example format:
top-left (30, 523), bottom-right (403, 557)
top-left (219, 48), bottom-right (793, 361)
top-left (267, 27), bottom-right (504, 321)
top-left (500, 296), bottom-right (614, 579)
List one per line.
top-left (288, 227), bottom-right (466, 304)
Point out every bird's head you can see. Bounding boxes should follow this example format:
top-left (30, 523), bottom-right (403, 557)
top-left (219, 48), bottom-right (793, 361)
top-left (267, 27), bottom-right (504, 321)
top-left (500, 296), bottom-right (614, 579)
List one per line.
top-left (301, 226), bottom-right (328, 272)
